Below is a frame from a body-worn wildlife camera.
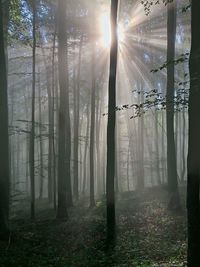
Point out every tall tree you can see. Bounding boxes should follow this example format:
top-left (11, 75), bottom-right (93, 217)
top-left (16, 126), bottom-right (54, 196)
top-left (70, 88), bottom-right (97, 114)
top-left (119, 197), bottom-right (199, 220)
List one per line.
top-left (30, 0), bottom-right (36, 220)
top-left (38, 72), bottom-right (44, 200)
top-left (82, 105), bottom-right (89, 196)
top-left (106, 0), bottom-right (118, 243)
top-left (89, 46), bottom-right (96, 208)
top-left (137, 82), bottom-right (144, 189)
top-left (0, 0), bottom-right (10, 234)
top-left (73, 35), bottom-right (83, 201)
top-left (57, 0), bottom-right (71, 218)
top-left (166, 0), bottom-right (181, 210)
top-left (187, 1), bottom-right (200, 266)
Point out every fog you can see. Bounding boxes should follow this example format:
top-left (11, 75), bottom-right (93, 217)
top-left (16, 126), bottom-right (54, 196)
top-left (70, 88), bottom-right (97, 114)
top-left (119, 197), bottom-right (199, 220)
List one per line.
top-left (0, 0), bottom-right (194, 266)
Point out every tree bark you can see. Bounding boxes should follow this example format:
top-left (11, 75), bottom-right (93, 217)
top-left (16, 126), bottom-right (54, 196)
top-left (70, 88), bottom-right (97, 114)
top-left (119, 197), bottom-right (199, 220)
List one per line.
top-left (187, 1), bottom-right (200, 266)
top-left (38, 72), bottom-right (44, 200)
top-left (89, 46), bottom-right (96, 208)
top-left (82, 106), bottom-right (89, 196)
top-left (73, 35), bottom-right (83, 201)
top-left (57, 0), bottom-right (71, 218)
top-left (106, 0), bottom-right (118, 243)
top-left (30, 0), bottom-right (36, 220)
top-left (166, 0), bottom-right (181, 210)
top-left (0, 0), bottom-right (9, 234)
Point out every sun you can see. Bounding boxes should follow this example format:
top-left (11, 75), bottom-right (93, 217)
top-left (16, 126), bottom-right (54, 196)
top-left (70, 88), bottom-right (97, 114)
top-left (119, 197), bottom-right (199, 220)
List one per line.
top-left (99, 12), bottom-right (125, 48)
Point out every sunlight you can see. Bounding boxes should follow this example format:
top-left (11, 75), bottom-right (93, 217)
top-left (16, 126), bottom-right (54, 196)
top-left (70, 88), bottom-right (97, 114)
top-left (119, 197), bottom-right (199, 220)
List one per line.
top-left (100, 12), bottom-right (111, 47)
top-left (99, 12), bottom-right (125, 48)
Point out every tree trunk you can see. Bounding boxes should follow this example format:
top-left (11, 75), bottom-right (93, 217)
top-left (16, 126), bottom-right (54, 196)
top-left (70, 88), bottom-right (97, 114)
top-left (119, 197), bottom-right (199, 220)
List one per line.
top-left (137, 84), bottom-right (144, 189)
top-left (166, 1), bottom-right (181, 210)
top-left (30, 0), bottom-right (36, 220)
top-left (155, 111), bottom-right (161, 185)
top-left (82, 106), bottom-right (89, 196)
top-left (47, 67), bottom-right (53, 203)
top-left (187, 1), bottom-right (200, 266)
top-left (52, 27), bottom-right (57, 210)
top-left (57, 0), bottom-right (71, 218)
top-left (181, 109), bottom-right (186, 182)
top-left (38, 72), bottom-right (44, 200)
top-left (106, 0), bottom-right (118, 243)
top-left (73, 35), bottom-right (83, 201)
top-left (89, 46), bottom-right (96, 208)
top-left (0, 0), bottom-right (9, 234)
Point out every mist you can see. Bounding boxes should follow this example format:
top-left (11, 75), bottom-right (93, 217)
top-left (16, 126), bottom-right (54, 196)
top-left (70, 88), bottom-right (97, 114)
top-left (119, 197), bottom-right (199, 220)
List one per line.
top-left (1, 0), bottom-right (199, 266)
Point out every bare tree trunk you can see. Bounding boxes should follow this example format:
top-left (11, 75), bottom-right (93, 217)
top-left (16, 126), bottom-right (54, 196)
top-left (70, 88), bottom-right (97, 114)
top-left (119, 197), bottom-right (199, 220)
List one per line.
top-left (95, 86), bottom-right (101, 196)
top-left (65, 41), bottom-right (73, 208)
top-left (137, 83), bottom-right (144, 189)
top-left (115, 120), bottom-right (119, 193)
top-left (57, 0), bottom-right (71, 218)
top-left (38, 72), bottom-right (44, 200)
top-left (0, 0), bottom-right (9, 234)
top-left (89, 46), bottom-right (96, 208)
top-left (106, 0), bottom-right (118, 243)
top-left (161, 110), bottom-right (166, 184)
top-left (166, 1), bottom-right (181, 210)
top-left (30, 0), bottom-right (36, 220)
top-left (181, 110), bottom-right (186, 182)
top-left (73, 35), bottom-right (83, 201)
top-left (127, 145), bottom-right (130, 192)
top-left (187, 1), bottom-right (200, 265)
top-left (155, 111), bottom-right (161, 185)
top-left (52, 27), bottom-right (57, 210)
top-left (82, 106), bottom-right (89, 196)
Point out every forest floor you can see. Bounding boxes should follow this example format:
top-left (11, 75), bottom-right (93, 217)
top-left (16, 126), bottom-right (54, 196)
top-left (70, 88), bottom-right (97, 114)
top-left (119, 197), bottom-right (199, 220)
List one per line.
top-left (0, 187), bottom-right (187, 267)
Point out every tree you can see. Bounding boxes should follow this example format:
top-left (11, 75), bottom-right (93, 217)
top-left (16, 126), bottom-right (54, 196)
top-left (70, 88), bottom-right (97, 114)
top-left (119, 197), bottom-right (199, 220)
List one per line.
top-left (38, 71), bottom-right (44, 200)
top-left (30, 0), bottom-right (36, 220)
top-left (0, 0), bottom-right (10, 234)
top-left (57, 0), bottom-right (71, 218)
top-left (187, 1), bottom-right (200, 266)
top-left (89, 45), bottom-right (96, 208)
top-left (106, 0), bottom-right (118, 243)
top-left (73, 35), bottom-right (83, 201)
top-left (137, 82), bottom-right (144, 189)
top-left (166, 0), bottom-right (181, 210)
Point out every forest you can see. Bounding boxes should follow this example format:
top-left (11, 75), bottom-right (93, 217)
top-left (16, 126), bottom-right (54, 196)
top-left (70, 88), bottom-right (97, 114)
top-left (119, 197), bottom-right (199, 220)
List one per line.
top-left (0, 0), bottom-right (200, 266)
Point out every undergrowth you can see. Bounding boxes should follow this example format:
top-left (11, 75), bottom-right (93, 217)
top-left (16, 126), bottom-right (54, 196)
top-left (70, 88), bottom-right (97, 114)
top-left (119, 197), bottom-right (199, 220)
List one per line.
top-left (0, 188), bottom-right (187, 267)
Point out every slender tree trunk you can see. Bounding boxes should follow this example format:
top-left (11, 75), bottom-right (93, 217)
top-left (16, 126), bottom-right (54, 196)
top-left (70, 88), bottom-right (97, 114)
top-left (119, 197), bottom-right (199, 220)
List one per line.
top-left (106, 0), bottom-right (118, 243)
top-left (47, 71), bottom-right (53, 203)
top-left (65, 40), bottom-right (73, 208)
top-left (89, 46), bottom-right (96, 208)
top-left (127, 146), bottom-right (130, 192)
top-left (137, 85), bottom-right (144, 189)
top-left (187, 1), bottom-right (200, 266)
top-left (155, 111), bottom-right (161, 185)
top-left (82, 106), bottom-right (89, 196)
top-left (38, 72), bottom-right (44, 200)
top-left (181, 109), bottom-right (186, 182)
top-left (73, 35), bottom-right (83, 200)
top-left (52, 27), bottom-right (57, 210)
top-left (115, 120), bottom-right (119, 193)
top-left (57, 0), bottom-right (70, 218)
top-left (30, 0), bottom-right (36, 220)
top-left (95, 86), bottom-right (101, 196)
top-left (26, 129), bottom-right (29, 196)
top-left (16, 134), bottom-right (20, 189)
top-left (166, 1), bottom-right (181, 210)
top-left (0, 0), bottom-right (9, 234)
top-left (161, 110), bottom-right (166, 184)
